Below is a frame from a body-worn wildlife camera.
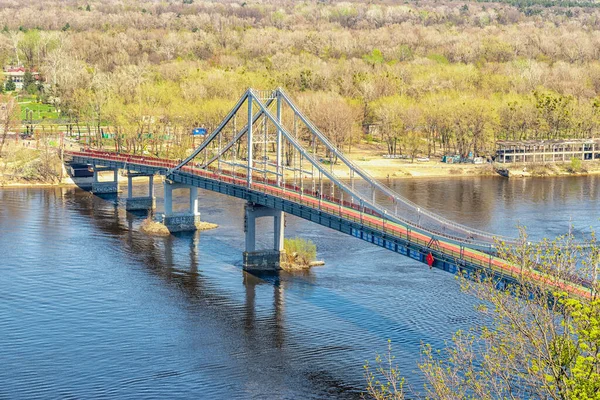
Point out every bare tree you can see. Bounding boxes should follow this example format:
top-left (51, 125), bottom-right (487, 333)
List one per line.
top-left (0, 95), bottom-right (21, 157)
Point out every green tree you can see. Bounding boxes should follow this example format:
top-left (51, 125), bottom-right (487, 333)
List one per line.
top-left (366, 230), bottom-right (600, 399)
top-left (18, 30), bottom-right (40, 68)
top-left (23, 71), bottom-right (35, 89)
top-left (26, 83), bottom-right (38, 95)
top-left (421, 95), bottom-right (454, 156)
top-left (534, 91), bottom-right (574, 139)
top-left (5, 78), bottom-right (16, 92)
top-left (498, 99), bottom-right (537, 141)
top-left (284, 237), bottom-right (317, 266)
top-left (419, 230), bottom-right (600, 400)
top-left (372, 96), bottom-right (405, 156)
top-left (364, 340), bottom-right (404, 400)
top-left (363, 48), bottom-right (385, 68)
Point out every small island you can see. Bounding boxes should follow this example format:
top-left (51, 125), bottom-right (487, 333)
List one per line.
top-left (140, 217), bottom-right (218, 236)
top-left (282, 237), bottom-right (324, 271)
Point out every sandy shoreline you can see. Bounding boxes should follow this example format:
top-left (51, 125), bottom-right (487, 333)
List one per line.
top-left (329, 155), bottom-right (600, 180)
top-left (0, 173), bottom-right (158, 189)
top-left (0, 181), bottom-right (77, 188)
top-left (330, 158), bottom-right (497, 179)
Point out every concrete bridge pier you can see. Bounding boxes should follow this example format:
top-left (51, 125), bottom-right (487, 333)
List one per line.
top-left (91, 165), bottom-right (119, 194)
top-left (125, 173), bottom-right (156, 211)
top-left (243, 202), bottom-right (286, 272)
top-left (160, 180), bottom-right (201, 232)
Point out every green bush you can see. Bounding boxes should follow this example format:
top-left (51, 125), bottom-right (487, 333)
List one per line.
top-left (570, 157), bottom-right (582, 172)
top-left (426, 53), bottom-right (449, 65)
top-left (5, 78), bottom-right (15, 91)
top-left (284, 237), bottom-right (316, 265)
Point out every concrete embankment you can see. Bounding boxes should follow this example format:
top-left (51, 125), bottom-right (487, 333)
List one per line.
top-left (498, 161), bottom-right (600, 178)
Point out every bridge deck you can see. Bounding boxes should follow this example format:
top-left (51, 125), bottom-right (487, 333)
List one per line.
top-left (67, 150), bottom-right (594, 301)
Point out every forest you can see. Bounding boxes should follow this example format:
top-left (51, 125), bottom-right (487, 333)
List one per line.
top-left (3, 0), bottom-right (600, 159)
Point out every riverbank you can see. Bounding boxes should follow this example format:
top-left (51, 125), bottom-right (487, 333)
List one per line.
top-left (330, 158), bottom-right (600, 179)
top-left (0, 167), bottom-right (76, 188)
top-left (327, 143), bottom-right (600, 179)
top-left (0, 170), bottom-right (150, 188)
top-left (3, 158), bottom-right (599, 188)
top-left (4, 144), bottom-right (600, 189)
top-left (0, 141), bottom-right (67, 187)
top-left (499, 161), bottom-right (600, 178)
top-left (329, 156), bottom-right (497, 179)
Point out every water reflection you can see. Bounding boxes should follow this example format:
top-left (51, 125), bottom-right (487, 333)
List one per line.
top-left (391, 175), bottom-right (600, 238)
top-left (63, 188), bottom-right (293, 380)
top-left (243, 272), bottom-right (285, 349)
top-left (2, 175), bottom-right (599, 399)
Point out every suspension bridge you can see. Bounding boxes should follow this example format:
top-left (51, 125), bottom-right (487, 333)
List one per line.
top-left (66, 88), bottom-right (594, 300)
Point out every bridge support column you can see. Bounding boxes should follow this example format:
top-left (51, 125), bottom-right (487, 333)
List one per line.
top-left (125, 173), bottom-right (156, 211)
top-left (160, 180), bottom-right (201, 232)
top-left (91, 165), bottom-right (119, 194)
top-left (243, 202), bottom-right (286, 272)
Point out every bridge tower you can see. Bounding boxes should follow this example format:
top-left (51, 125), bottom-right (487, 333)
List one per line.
top-left (160, 180), bottom-right (201, 232)
top-left (243, 202), bottom-right (286, 271)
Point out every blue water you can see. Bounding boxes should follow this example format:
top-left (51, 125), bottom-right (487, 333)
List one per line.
top-left (0, 175), bottom-right (598, 398)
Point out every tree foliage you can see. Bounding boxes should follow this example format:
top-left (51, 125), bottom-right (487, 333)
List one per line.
top-left (366, 229), bottom-right (600, 399)
top-left (4, 78), bottom-right (15, 92)
top-left (3, 0), bottom-right (600, 158)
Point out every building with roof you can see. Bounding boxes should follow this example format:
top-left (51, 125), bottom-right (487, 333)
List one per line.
top-left (3, 66), bottom-right (40, 90)
top-left (495, 139), bottom-right (600, 163)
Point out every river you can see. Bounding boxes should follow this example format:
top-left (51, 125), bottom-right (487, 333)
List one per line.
top-left (0, 175), bottom-right (598, 399)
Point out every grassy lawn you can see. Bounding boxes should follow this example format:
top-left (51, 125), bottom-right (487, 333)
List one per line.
top-left (19, 98), bottom-right (60, 121)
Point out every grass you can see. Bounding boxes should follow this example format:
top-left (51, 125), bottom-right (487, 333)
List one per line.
top-left (20, 100), bottom-right (60, 121)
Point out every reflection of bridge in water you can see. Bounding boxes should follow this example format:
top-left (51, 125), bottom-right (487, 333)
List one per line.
top-left (59, 188), bottom-right (367, 395)
top-left (64, 189), bottom-right (290, 353)
top-left (67, 88), bottom-right (594, 300)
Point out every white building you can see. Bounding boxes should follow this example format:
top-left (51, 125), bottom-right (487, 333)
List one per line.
top-left (3, 66), bottom-right (40, 90)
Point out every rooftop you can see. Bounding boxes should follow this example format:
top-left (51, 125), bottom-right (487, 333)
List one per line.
top-left (496, 138), bottom-right (600, 146)
top-left (4, 66), bottom-right (39, 74)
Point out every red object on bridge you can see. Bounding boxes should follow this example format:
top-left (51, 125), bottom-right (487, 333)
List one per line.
top-left (426, 252), bottom-right (434, 268)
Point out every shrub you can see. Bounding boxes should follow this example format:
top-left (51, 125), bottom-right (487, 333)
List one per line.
top-left (569, 157), bottom-right (582, 172)
top-left (284, 237), bottom-right (316, 265)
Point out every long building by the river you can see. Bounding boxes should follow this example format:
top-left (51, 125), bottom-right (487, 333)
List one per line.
top-left (495, 139), bottom-right (600, 163)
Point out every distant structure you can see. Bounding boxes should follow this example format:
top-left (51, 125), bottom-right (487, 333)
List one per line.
top-left (496, 139), bottom-right (600, 163)
top-left (362, 122), bottom-right (380, 136)
top-left (3, 66), bottom-right (40, 90)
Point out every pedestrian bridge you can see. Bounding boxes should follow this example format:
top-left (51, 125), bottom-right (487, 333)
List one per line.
top-left (66, 88), bottom-right (594, 300)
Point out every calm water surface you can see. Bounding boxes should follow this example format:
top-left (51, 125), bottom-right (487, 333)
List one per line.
top-left (0, 176), bottom-right (598, 399)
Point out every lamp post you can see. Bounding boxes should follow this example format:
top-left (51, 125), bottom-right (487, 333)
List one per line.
top-left (24, 107), bottom-right (33, 137)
